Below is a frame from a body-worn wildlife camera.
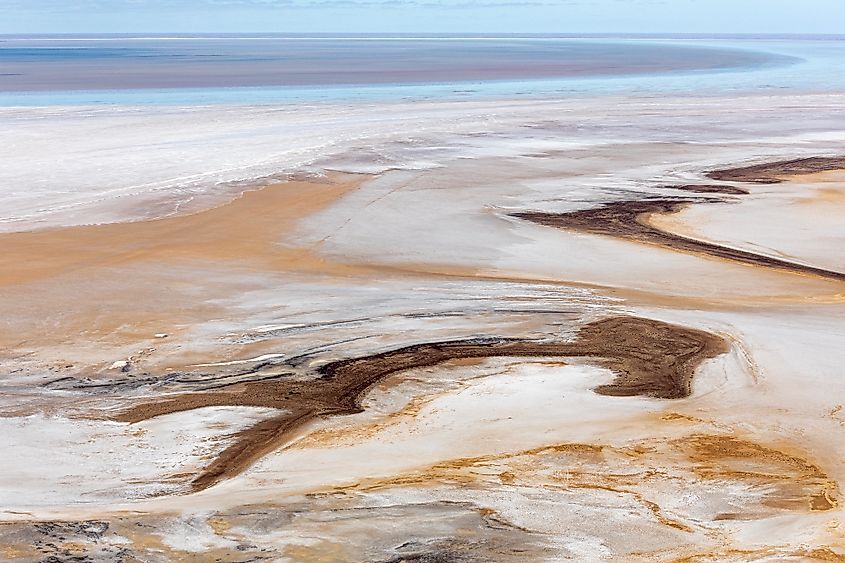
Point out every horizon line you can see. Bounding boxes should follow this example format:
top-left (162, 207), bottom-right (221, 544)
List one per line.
top-left (2, 32), bottom-right (845, 39)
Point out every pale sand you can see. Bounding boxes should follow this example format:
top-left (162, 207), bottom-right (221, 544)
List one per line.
top-left (648, 169), bottom-right (845, 273)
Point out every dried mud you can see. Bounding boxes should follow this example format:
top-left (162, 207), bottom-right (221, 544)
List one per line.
top-left (116, 315), bottom-right (727, 492)
top-left (513, 198), bottom-right (845, 282)
top-left (665, 184), bottom-right (750, 195)
top-left (706, 156), bottom-right (845, 183)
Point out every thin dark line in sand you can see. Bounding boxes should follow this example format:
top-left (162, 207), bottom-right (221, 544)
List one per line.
top-left (706, 156), bottom-right (845, 184)
top-left (663, 184), bottom-right (750, 195)
top-left (115, 316), bottom-right (727, 492)
top-left (513, 197), bottom-right (845, 282)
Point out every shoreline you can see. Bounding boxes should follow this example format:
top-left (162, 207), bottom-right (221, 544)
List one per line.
top-left (6, 89), bottom-right (845, 236)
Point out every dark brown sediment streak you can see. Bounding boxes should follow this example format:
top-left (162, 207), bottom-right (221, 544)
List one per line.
top-left (663, 184), bottom-right (750, 195)
top-left (706, 156), bottom-right (845, 183)
top-left (115, 316), bottom-right (727, 492)
top-left (192, 408), bottom-right (315, 492)
top-left (513, 198), bottom-right (845, 282)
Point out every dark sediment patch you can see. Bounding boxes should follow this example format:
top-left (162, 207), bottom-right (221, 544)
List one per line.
top-left (706, 156), bottom-right (845, 184)
top-left (512, 198), bottom-right (845, 282)
top-left (116, 315), bottom-right (727, 492)
top-left (664, 184), bottom-right (749, 195)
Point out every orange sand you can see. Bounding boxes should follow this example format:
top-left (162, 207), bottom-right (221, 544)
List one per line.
top-left (0, 174), bottom-right (366, 368)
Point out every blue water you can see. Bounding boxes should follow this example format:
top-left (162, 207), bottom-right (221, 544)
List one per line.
top-left (1, 35), bottom-right (843, 106)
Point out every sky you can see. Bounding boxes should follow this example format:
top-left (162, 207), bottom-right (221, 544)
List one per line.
top-left (2, 0), bottom-right (845, 35)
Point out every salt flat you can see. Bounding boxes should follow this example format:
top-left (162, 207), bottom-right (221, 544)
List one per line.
top-left (2, 84), bottom-right (845, 561)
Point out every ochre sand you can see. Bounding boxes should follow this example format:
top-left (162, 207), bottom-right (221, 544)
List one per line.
top-left (0, 174), bottom-right (366, 287)
top-left (2, 156), bottom-right (845, 560)
top-left (105, 157), bottom-right (840, 494)
top-left (0, 173), bottom-right (367, 366)
top-left (3, 160), bottom-right (841, 370)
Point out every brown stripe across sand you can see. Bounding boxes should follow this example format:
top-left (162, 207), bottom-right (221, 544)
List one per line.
top-left (514, 159), bottom-right (845, 283)
top-left (112, 156), bottom-right (845, 492)
top-left (513, 198), bottom-right (845, 282)
top-left (663, 184), bottom-right (750, 195)
top-left (116, 315), bottom-right (728, 492)
top-left (706, 156), bottom-right (845, 184)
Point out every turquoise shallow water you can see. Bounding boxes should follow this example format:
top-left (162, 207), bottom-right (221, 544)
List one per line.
top-left (2, 35), bottom-right (843, 106)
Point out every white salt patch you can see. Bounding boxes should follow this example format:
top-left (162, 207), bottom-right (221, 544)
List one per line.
top-left (5, 92), bottom-right (845, 232)
top-left (191, 353), bottom-right (285, 367)
top-left (254, 323), bottom-right (306, 333)
top-left (157, 514), bottom-right (239, 553)
top-left (219, 361), bottom-right (662, 497)
top-left (0, 406), bottom-right (278, 512)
